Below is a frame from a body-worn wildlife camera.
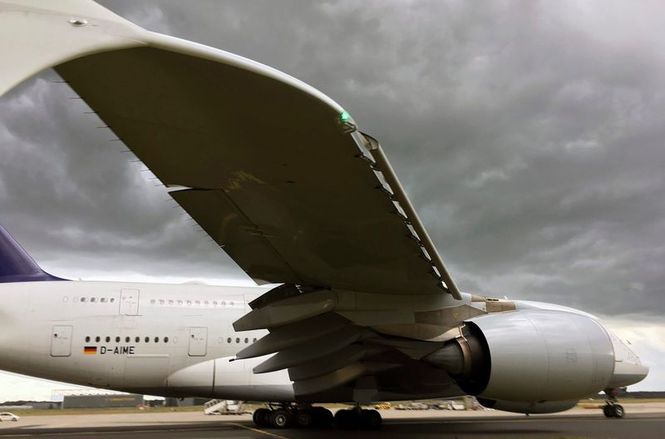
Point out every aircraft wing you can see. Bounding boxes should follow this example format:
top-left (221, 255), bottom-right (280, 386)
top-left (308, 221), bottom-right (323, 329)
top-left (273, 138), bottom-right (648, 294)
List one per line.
top-left (0, 0), bottom-right (461, 299)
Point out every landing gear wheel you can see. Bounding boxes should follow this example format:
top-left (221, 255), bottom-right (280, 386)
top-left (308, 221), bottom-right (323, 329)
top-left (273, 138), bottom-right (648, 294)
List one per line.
top-left (603, 405), bottom-right (613, 418)
top-left (334, 408), bottom-right (382, 430)
top-left (253, 408), bottom-right (271, 427)
top-left (613, 404), bottom-right (625, 418)
top-left (295, 409), bottom-right (314, 428)
top-left (603, 404), bottom-right (625, 418)
top-left (269, 409), bottom-right (293, 429)
top-left (334, 409), bottom-right (358, 430)
top-left (360, 409), bottom-right (382, 429)
top-left (312, 407), bottom-right (334, 428)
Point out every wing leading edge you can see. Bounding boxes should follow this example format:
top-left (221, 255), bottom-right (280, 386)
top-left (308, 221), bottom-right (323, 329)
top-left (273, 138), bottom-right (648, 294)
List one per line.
top-left (0, 0), bottom-right (461, 299)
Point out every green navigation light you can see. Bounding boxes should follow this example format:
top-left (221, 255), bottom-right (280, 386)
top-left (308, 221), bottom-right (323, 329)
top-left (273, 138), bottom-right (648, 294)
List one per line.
top-left (340, 111), bottom-right (351, 123)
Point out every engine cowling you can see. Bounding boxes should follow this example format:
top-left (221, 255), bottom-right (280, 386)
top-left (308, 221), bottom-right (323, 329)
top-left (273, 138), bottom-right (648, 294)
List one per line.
top-left (425, 309), bottom-right (615, 403)
top-left (477, 398), bottom-right (578, 414)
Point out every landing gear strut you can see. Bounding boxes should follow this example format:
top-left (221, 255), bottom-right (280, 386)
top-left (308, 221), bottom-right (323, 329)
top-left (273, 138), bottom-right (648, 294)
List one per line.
top-left (602, 388), bottom-right (625, 418)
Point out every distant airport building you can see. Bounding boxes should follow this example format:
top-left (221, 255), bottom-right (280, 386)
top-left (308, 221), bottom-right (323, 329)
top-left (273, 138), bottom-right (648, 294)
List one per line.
top-left (0, 401), bottom-right (62, 410)
top-left (63, 393), bottom-right (143, 409)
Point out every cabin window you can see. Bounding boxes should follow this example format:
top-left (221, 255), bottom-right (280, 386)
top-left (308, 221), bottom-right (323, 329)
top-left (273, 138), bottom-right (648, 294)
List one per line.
top-left (110, 298), bottom-right (115, 303)
top-left (115, 336), bottom-right (120, 342)
top-left (145, 337), bottom-right (150, 343)
top-left (105, 336), bottom-right (110, 342)
top-left (135, 336), bottom-right (140, 343)
top-left (85, 336), bottom-right (90, 342)
top-left (125, 336), bottom-right (130, 343)
top-left (164, 337), bottom-right (169, 343)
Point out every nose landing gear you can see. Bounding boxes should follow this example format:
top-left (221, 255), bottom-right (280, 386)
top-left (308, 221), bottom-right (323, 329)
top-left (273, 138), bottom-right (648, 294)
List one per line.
top-left (602, 388), bottom-right (625, 418)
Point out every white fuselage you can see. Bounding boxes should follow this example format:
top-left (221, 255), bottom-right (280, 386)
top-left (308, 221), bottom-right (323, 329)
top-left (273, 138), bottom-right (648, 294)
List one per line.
top-left (0, 281), bottom-right (648, 404)
top-left (0, 280), bottom-right (294, 398)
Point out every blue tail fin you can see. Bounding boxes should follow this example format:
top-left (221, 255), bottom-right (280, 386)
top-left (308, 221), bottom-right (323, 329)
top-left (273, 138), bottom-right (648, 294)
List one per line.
top-left (0, 224), bottom-right (64, 283)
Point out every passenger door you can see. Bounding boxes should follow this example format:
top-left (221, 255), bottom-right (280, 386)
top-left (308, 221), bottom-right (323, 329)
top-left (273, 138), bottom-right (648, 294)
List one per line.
top-left (119, 288), bottom-right (140, 315)
top-left (50, 325), bottom-right (73, 357)
top-left (188, 327), bottom-right (208, 356)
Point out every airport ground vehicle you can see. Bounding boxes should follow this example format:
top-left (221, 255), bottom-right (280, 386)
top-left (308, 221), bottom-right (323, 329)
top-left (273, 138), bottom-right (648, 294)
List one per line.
top-left (0, 413), bottom-right (19, 422)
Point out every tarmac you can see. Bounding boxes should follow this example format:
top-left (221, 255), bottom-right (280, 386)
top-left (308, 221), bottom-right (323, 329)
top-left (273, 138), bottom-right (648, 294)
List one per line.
top-left (0, 403), bottom-right (663, 438)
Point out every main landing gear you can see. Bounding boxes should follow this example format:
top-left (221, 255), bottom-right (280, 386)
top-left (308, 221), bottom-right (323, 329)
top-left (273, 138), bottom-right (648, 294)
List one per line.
top-left (252, 405), bottom-right (334, 429)
top-left (252, 404), bottom-right (382, 430)
top-left (334, 407), bottom-right (382, 430)
top-left (602, 388), bottom-right (625, 418)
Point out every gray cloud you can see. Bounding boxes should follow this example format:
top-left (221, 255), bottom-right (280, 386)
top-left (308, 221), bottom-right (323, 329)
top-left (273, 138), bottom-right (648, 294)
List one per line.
top-left (3, 0), bottom-right (665, 317)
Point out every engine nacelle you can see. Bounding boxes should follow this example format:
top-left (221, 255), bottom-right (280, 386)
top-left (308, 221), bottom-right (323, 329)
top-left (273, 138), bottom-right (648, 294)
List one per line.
top-left (425, 309), bottom-right (615, 403)
top-left (477, 398), bottom-right (578, 414)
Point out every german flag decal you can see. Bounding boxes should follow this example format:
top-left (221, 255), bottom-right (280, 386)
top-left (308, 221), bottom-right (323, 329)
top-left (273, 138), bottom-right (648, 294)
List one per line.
top-left (83, 346), bottom-right (97, 355)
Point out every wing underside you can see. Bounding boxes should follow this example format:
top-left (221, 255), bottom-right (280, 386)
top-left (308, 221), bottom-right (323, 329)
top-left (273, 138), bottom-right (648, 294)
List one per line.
top-left (56, 45), bottom-right (458, 297)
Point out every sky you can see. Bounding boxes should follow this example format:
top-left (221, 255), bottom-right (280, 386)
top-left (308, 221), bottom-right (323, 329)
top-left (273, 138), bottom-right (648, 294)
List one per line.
top-left (0, 0), bottom-right (664, 400)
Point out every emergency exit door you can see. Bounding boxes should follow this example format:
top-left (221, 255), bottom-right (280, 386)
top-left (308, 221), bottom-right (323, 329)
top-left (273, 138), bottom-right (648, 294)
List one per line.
top-left (188, 327), bottom-right (208, 356)
top-left (120, 288), bottom-right (140, 315)
top-left (50, 325), bottom-right (72, 357)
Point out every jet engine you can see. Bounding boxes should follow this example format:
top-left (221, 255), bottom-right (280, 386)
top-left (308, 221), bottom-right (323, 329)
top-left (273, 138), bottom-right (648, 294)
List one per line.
top-left (476, 398), bottom-right (578, 414)
top-left (425, 309), bottom-right (615, 403)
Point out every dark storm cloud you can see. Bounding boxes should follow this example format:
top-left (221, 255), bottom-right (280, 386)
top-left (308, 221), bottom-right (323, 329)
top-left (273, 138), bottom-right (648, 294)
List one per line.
top-left (2, 1), bottom-right (665, 316)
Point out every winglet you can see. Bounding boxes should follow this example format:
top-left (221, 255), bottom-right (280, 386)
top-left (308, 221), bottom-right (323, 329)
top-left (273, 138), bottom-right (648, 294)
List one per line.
top-left (0, 224), bottom-right (64, 283)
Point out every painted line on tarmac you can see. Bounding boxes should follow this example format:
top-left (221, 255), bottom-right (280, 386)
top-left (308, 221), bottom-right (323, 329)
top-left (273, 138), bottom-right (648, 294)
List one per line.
top-left (228, 423), bottom-right (291, 439)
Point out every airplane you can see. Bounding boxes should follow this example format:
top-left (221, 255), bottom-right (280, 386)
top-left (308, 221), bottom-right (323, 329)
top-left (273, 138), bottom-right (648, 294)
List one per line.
top-left (0, 0), bottom-right (649, 430)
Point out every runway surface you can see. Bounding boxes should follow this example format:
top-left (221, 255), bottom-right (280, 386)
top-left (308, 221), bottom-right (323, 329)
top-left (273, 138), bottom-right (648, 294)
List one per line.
top-left (0, 413), bottom-right (663, 439)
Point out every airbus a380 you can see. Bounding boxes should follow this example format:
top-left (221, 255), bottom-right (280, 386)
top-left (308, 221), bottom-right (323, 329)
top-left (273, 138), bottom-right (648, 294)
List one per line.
top-left (0, 0), bottom-right (648, 430)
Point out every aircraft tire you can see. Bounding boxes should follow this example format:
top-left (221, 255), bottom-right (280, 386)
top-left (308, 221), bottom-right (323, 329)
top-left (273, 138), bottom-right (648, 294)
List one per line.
top-left (295, 409), bottom-right (314, 428)
top-left (603, 405), bottom-right (612, 417)
top-left (253, 408), bottom-right (271, 427)
top-left (360, 409), bottom-right (382, 429)
top-left (312, 407), bottom-right (334, 428)
top-left (614, 404), bottom-right (625, 418)
top-left (269, 409), bottom-right (293, 429)
top-left (334, 409), bottom-right (357, 429)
